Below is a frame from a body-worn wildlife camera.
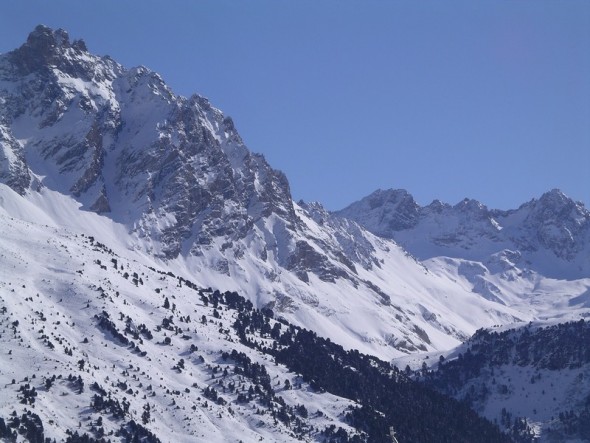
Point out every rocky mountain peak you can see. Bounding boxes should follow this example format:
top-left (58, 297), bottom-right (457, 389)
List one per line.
top-left (334, 188), bottom-right (420, 237)
top-left (336, 187), bottom-right (590, 277)
top-left (534, 188), bottom-right (587, 218)
top-left (4, 25), bottom-right (118, 98)
top-left (8, 25), bottom-right (88, 76)
top-left (452, 198), bottom-right (491, 222)
top-left (1, 25), bottom-right (301, 261)
top-left (367, 188), bottom-right (416, 209)
top-left (424, 199), bottom-right (449, 214)
top-left (539, 188), bottom-right (570, 203)
top-left (453, 197), bottom-right (486, 212)
top-left (517, 189), bottom-right (589, 235)
top-left (26, 24), bottom-right (71, 50)
top-left (515, 189), bottom-right (589, 260)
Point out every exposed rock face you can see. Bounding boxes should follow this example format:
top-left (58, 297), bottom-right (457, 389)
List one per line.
top-left (1, 25), bottom-right (122, 208)
top-left (516, 189), bottom-right (589, 260)
top-left (0, 26), bottom-right (387, 297)
top-left (9, 25), bottom-right (87, 76)
top-left (0, 125), bottom-right (30, 194)
top-left (0, 25), bottom-right (297, 260)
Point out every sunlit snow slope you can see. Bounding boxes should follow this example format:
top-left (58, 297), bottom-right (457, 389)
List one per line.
top-left (0, 207), bottom-right (363, 442)
top-left (1, 24), bottom-right (589, 443)
top-left (3, 26), bottom-right (581, 362)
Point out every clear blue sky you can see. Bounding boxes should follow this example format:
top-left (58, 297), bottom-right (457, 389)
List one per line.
top-left (1, 1), bottom-right (589, 210)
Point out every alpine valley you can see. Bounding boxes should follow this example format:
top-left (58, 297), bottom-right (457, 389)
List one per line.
top-left (0, 26), bottom-right (588, 442)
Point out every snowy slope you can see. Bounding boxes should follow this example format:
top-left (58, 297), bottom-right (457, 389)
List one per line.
top-left (1, 182), bottom-right (528, 362)
top-left (0, 209), bottom-right (363, 442)
top-left (335, 188), bottom-right (590, 325)
top-left (0, 207), bottom-right (515, 443)
top-left (0, 25), bottom-right (568, 362)
top-left (414, 321), bottom-right (590, 442)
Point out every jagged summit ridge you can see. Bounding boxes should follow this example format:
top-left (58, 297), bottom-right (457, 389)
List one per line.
top-left (1, 26), bottom-right (589, 365)
top-left (9, 25), bottom-right (89, 76)
top-left (0, 25), bottom-right (297, 259)
top-left (335, 188), bottom-right (590, 278)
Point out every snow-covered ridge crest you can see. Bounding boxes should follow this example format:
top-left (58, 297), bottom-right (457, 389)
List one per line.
top-left (335, 188), bottom-right (590, 279)
top-left (0, 25), bottom-right (296, 259)
top-left (1, 25), bottom-right (478, 359)
top-left (1, 26), bottom-right (589, 364)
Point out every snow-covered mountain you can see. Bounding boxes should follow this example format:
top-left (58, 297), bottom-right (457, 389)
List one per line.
top-left (0, 208), bottom-right (514, 442)
top-left (335, 189), bottom-right (590, 322)
top-left (1, 25), bottom-right (589, 442)
top-left (0, 25), bottom-right (558, 362)
top-left (0, 24), bottom-right (296, 258)
top-left (419, 320), bottom-right (590, 442)
top-left (335, 188), bottom-right (590, 280)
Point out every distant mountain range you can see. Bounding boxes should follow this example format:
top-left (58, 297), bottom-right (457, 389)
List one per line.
top-left (1, 25), bottom-right (589, 442)
top-left (336, 188), bottom-right (590, 279)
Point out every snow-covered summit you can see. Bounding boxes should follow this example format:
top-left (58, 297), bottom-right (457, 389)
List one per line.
top-left (335, 188), bottom-right (590, 279)
top-left (1, 26), bottom-right (589, 365)
top-left (0, 25), bottom-right (295, 259)
top-left (0, 26), bottom-right (467, 359)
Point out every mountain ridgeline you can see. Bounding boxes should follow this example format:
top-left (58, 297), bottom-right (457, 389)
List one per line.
top-left (0, 220), bottom-right (513, 442)
top-left (0, 24), bottom-right (295, 259)
top-left (335, 188), bottom-right (590, 279)
top-left (1, 26), bottom-right (590, 443)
